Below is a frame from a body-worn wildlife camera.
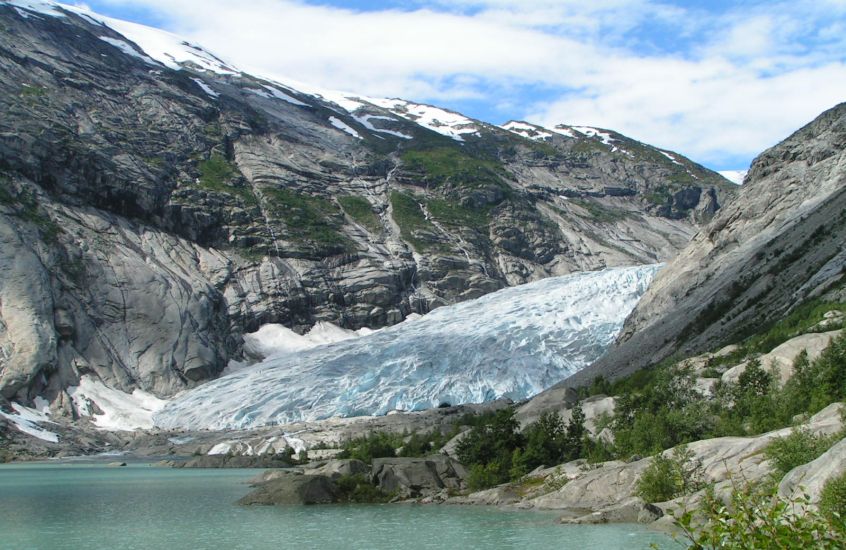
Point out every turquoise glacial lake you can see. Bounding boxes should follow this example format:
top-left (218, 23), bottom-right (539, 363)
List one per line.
top-left (0, 463), bottom-right (677, 549)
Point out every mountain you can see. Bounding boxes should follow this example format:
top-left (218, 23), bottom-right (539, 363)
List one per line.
top-left (0, 1), bottom-right (734, 408)
top-left (566, 102), bottom-right (846, 386)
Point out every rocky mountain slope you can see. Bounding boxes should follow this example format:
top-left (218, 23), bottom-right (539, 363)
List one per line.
top-left (567, 102), bottom-right (846, 386)
top-left (0, 1), bottom-right (734, 407)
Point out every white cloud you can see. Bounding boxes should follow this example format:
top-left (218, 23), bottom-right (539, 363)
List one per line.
top-left (87, 0), bottom-right (846, 168)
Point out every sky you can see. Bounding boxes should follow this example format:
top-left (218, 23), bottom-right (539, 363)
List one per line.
top-left (74, 0), bottom-right (846, 171)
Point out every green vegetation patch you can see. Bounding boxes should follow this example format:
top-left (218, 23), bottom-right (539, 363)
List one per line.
top-left (764, 428), bottom-right (840, 478)
top-left (389, 191), bottom-right (442, 252)
top-left (672, 484), bottom-right (846, 549)
top-left (570, 198), bottom-right (634, 224)
top-left (338, 195), bottom-right (382, 233)
top-left (400, 147), bottom-right (508, 191)
top-left (195, 153), bottom-right (257, 206)
top-left (426, 197), bottom-right (491, 231)
top-left (0, 183), bottom-right (60, 243)
top-left (263, 188), bottom-right (351, 254)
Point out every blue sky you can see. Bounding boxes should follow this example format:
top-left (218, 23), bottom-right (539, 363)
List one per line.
top-left (79, 0), bottom-right (846, 171)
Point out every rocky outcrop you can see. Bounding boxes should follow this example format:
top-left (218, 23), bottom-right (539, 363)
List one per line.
top-left (452, 403), bottom-right (844, 523)
top-left (371, 456), bottom-right (467, 498)
top-left (238, 474), bottom-right (340, 505)
top-left (239, 455), bottom-right (467, 505)
top-left (779, 437), bottom-right (846, 507)
top-left (569, 102), bottom-right (846, 386)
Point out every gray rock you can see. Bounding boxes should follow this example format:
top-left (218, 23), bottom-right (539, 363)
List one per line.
top-left (571, 102), bottom-right (846, 386)
top-left (238, 474), bottom-right (340, 505)
top-left (371, 456), bottom-right (467, 497)
top-left (304, 459), bottom-right (369, 480)
top-left (779, 436), bottom-right (846, 507)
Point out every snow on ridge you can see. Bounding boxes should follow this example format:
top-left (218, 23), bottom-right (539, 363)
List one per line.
top-left (572, 126), bottom-right (616, 146)
top-left (155, 264), bottom-right (662, 431)
top-left (4, 0), bottom-right (64, 18)
top-left (329, 116), bottom-right (362, 139)
top-left (97, 36), bottom-right (157, 65)
top-left (501, 121), bottom-right (553, 141)
top-left (367, 98), bottom-right (481, 142)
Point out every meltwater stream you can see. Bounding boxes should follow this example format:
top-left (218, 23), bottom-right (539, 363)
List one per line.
top-left (155, 265), bottom-right (660, 430)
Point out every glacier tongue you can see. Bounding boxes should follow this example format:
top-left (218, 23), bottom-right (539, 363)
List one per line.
top-left (154, 265), bottom-right (661, 431)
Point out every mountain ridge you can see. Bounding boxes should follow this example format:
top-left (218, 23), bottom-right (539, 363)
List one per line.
top-left (0, 0), bottom-right (733, 408)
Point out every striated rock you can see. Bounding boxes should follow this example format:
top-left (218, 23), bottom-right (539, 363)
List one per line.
top-left (304, 459), bottom-right (369, 480)
top-left (573, 103), bottom-right (846, 386)
top-left (779, 436), bottom-right (846, 507)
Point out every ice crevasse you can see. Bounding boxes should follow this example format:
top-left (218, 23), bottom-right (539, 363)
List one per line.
top-left (154, 264), bottom-right (661, 430)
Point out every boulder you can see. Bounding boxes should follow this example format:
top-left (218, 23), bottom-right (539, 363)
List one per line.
top-left (238, 474), bottom-right (340, 505)
top-left (371, 456), bottom-right (467, 497)
top-left (560, 497), bottom-right (663, 524)
top-left (779, 437), bottom-right (846, 506)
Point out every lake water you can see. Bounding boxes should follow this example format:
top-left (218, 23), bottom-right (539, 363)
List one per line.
top-left (0, 463), bottom-right (677, 549)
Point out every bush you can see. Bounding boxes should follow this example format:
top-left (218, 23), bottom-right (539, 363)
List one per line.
top-left (467, 463), bottom-right (503, 491)
top-left (670, 484), bottom-right (846, 549)
top-left (335, 474), bottom-right (391, 503)
top-left (764, 429), bottom-right (839, 477)
top-left (637, 445), bottom-right (704, 504)
top-left (338, 432), bottom-right (401, 463)
top-left (820, 471), bottom-right (846, 522)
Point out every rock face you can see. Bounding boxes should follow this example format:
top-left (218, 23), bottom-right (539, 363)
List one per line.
top-left (238, 456), bottom-right (468, 505)
top-left (569, 102), bottom-right (846, 385)
top-left (371, 456), bottom-right (467, 498)
top-left (0, 2), bottom-right (734, 405)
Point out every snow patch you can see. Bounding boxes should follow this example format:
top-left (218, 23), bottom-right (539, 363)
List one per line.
top-left (247, 84), bottom-right (310, 106)
top-left (0, 402), bottom-right (58, 442)
top-left (98, 36), bottom-right (156, 65)
top-left (659, 151), bottom-right (683, 165)
top-left (244, 321), bottom-right (359, 359)
top-left (156, 265), bottom-right (662, 430)
top-left (191, 78), bottom-right (218, 99)
top-left (67, 376), bottom-right (168, 431)
top-left (354, 114), bottom-right (412, 139)
top-left (329, 116), bottom-right (362, 139)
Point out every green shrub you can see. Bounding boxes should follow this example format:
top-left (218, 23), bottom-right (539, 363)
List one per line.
top-left (338, 432), bottom-right (401, 463)
top-left (637, 445), bottom-right (704, 504)
top-left (338, 195), bottom-right (382, 233)
top-left (820, 471), bottom-right (846, 522)
top-left (669, 484), bottom-right (846, 549)
top-left (335, 474), bottom-right (391, 503)
top-left (467, 462), bottom-right (503, 491)
top-left (765, 429), bottom-right (839, 477)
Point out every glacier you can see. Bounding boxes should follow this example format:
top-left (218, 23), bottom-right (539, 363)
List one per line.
top-left (154, 265), bottom-right (660, 431)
